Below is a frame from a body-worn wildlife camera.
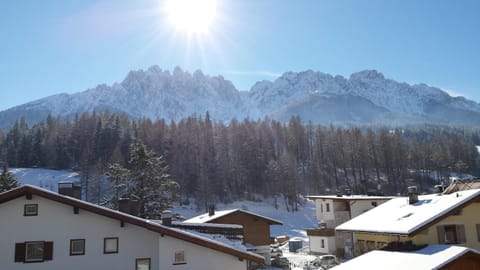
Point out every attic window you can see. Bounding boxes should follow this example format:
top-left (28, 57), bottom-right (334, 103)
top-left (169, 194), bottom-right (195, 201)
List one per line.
top-left (103, 237), bottom-right (119, 254)
top-left (24, 204), bottom-right (38, 216)
top-left (173, 250), bottom-right (186, 265)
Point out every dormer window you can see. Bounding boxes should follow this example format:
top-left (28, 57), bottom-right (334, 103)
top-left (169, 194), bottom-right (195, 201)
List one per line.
top-left (24, 204), bottom-right (38, 216)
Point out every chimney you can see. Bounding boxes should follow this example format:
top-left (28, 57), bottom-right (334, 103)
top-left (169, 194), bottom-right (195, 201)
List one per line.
top-left (408, 186), bottom-right (418, 205)
top-left (344, 188), bottom-right (352, 196)
top-left (58, 181), bottom-right (82, 199)
top-left (118, 198), bottom-right (138, 216)
top-left (208, 204), bottom-right (215, 216)
top-left (162, 210), bottom-right (172, 226)
top-left (434, 184), bottom-right (445, 194)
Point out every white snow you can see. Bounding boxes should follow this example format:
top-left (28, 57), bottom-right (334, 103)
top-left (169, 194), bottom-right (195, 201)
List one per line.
top-left (10, 168), bottom-right (80, 191)
top-left (336, 188), bottom-right (480, 234)
top-left (184, 209), bottom-right (283, 225)
top-left (330, 245), bottom-right (480, 270)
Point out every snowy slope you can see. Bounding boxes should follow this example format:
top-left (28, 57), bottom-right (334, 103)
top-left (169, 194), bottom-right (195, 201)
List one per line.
top-left (10, 168), bottom-right (80, 191)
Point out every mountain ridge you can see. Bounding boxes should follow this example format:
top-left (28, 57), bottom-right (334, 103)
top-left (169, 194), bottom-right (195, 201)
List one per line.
top-left (1, 65), bottom-right (479, 130)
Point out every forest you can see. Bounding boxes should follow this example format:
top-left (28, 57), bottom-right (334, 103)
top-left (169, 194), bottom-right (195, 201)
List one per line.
top-left (0, 112), bottom-right (479, 211)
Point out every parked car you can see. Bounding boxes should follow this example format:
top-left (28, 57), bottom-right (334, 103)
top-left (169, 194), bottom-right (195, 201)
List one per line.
top-left (271, 256), bottom-right (290, 268)
top-left (271, 247), bottom-right (283, 258)
top-left (304, 255), bottom-right (339, 270)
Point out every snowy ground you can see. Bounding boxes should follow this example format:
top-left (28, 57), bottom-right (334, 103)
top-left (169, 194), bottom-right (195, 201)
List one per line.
top-left (12, 168), bottom-right (320, 269)
top-left (10, 168), bottom-right (80, 191)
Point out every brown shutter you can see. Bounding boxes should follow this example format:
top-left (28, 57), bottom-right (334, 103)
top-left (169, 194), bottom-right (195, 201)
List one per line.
top-left (456, 225), bottom-right (466, 243)
top-left (44, 241), bottom-right (54, 261)
top-left (14, 243), bottom-right (26, 262)
top-left (436, 226), bottom-right (445, 244)
top-left (477, 224), bottom-right (480, 242)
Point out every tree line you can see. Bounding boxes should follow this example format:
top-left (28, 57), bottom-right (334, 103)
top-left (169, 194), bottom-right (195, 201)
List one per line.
top-left (0, 112), bottom-right (478, 210)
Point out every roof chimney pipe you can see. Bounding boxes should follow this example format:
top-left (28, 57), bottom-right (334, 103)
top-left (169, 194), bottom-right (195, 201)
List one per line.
top-left (162, 210), bottom-right (172, 226)
top-left (208, 204), bottom-right (215, 216)
top-left (58, 181), bottom-right (82, 199)
top-left (408, 186), bottom-right (419, 205)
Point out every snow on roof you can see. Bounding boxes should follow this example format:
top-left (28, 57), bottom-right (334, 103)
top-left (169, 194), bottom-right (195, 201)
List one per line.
top-left (336, 188), bottom-right (480, 235)
top-left (331, 245), bottom-right (480, 270)
top-left (184, 209), bottom-right (283, 225)
top-left (307, 195), bottom-right (393, 201)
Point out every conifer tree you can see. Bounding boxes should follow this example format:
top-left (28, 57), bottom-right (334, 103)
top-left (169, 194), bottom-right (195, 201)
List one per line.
top-left (0, 163), bottom-right (19, 192)
top-left (106, 141), bottom-right (179, 218)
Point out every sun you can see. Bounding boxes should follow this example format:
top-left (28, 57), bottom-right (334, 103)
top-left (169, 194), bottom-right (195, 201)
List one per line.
top-left (165, 0), bottom-right (217, 35)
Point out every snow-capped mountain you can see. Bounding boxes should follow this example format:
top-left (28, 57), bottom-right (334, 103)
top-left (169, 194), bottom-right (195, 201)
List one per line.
top-left (1, 66), bottom-right (479, 130)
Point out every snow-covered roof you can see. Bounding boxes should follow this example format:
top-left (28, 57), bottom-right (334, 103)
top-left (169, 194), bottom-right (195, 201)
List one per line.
top-left (331, 245), bottom-right (480, 270)
top-left (336, 188), bottom-right (480, 235)
top-left (307, 195), bottom-right (393, 201)
top-left (184, 209), bottom-right (283, 225)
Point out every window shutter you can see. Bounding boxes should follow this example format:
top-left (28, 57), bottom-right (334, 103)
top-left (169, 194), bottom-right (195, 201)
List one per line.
top-left (44, 241), bottom-right (54, 261)
top-left (456, 225), bottom-right (466, 243)
top-left (14, 243), bottom-right (26, 262)
top-left (477, 224), bottom-right (480, 242)
top-left (436, 226), bottom-right (445, 244)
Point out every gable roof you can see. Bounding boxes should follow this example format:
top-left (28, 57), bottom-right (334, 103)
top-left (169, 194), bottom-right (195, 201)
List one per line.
top-left (336, 188), bottom-right (480, 235)
top-left (184, 209), bottom-right (283, 225)
top-left (331, 245), bottom-right (480, 270)
top-left (0, 185), bottom-right (264, 264)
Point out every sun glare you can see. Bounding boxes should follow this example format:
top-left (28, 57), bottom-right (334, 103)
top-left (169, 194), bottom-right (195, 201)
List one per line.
top-left (166, 0), bottom-right (217, 35)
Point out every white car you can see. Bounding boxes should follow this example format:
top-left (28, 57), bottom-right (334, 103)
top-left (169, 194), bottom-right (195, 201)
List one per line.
top-left (304, 255), bottom-right (339, 270)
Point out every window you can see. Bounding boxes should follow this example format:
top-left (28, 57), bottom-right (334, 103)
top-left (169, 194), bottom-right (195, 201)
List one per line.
top-left (356, 240), bottom-right (366, 255)
top-left (173, 250), bottom-right (186, 265)
top-left (24, 204), bottom-right (38, 216)
top-left (14, 241), bottom-right (53, 263)
top-left (70, 239), bottom-right (85, 256)
top-left (366, 241), bottom-right (375, 251)
top-left (326, 203), bottom-right (330, 212)
top-left (104, 237), bottom-right (118, 254)
top-left (136, 258), bottom-right (151, 270)
top-left (437, 224), bottom-right (466, 244)
top-left (321, 239), bottom-right (325, 248)
top-left (376, 241), bottom-right (387, 249)
top-left (477, 224), bottom-right (480, 242)
top-left (320, 204), bottom-right (323, 213)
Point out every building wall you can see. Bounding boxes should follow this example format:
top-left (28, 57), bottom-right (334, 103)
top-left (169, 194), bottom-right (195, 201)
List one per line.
top-left (0, 195), bottom-right (250, 270)
top-left (158, 235), bottom-right (248, 270)
top-left (440, 252), bottom-right (480, 270)
top-left (349, 200), bottom-right (387, 218)
top-left (352, 201), bottom-right (480, 256)
top-left (213, 212), bottom-right (272, 246)
top-left (309, 236), bottom-right (336, 254)
top-left (315, 199), bottom-right (335, 224)
top-left (0, 196), bottom-right (159, 270)
top-left (412, 201), bottom-right (480, 251)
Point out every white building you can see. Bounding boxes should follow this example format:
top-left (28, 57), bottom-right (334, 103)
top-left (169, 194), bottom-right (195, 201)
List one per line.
top-left (0, 185), bottom-right (264, 270)
top-left (306, 194), bottom-right (392, 257)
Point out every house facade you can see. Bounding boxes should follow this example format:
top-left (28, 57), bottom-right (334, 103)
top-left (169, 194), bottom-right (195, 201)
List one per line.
top-left (306, 194), bottom-right (392, 257)
top-left (184, 208), bottom-right (282, 262)
top-left (0, 185), bottom-right (264, 270)
top-left (336, 187), bottom-right (480, 257)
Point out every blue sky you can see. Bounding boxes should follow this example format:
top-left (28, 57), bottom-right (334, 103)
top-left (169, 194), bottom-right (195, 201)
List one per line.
top-left (1, 0), bottom-right (479, 111)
